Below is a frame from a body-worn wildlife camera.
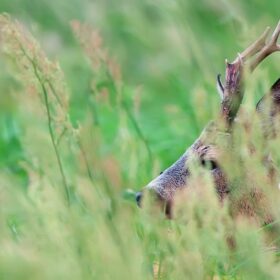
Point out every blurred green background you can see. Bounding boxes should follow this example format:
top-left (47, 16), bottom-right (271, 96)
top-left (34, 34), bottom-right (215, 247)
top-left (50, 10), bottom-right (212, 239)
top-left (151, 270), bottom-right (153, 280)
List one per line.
top-left (1, 0), bottom-right (279, 182)
top-left (0, 1), bottom-right (280, 279)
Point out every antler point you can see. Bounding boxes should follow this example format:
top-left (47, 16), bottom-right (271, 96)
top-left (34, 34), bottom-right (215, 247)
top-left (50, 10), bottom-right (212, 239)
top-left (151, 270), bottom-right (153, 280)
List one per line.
top-left (237, 52), bottom-right (243, 64)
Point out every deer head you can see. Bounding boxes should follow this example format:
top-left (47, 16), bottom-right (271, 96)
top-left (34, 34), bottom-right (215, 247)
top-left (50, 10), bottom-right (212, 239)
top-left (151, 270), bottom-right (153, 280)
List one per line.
top-left (136, 21), bottom-right (280, 221)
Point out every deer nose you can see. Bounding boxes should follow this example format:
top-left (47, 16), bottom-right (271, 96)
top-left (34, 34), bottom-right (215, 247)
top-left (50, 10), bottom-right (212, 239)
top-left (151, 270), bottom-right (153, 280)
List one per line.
top-left (135, 192), bottom-right (143, 207)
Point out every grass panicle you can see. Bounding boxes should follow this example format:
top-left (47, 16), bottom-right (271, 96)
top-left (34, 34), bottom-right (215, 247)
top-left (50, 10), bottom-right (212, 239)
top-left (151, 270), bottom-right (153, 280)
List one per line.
top-left (1, 3), bottom-right (280, 279)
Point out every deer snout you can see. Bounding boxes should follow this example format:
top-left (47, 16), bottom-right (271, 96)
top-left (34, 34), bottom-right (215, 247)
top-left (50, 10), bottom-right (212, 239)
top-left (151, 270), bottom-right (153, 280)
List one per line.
top-left (135, 188), bottom-right (160, 207)
top-left (135, 153), bottom-right (189, 218)
top-left (135, 187), bottom-right (174, 218)
top-left (135, 191), bottom-right (143, 207)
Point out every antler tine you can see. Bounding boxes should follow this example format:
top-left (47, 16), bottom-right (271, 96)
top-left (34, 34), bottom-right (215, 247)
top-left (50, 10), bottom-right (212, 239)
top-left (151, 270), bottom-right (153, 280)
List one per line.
top-left (232, 26), bottom-right (271, 64)
top-left (271, 20), bottom-right (280, 44)
top-left (250, 20), bottom-right (280, 71)
top-left (218, 21), bottom-right (280, 127)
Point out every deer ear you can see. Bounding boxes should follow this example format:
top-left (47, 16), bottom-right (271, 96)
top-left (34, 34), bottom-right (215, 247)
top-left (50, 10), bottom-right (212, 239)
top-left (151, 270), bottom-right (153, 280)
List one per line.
top-left (270, 78), bottom-right (280, 104)
top-left (216, 74), bottom-right (224, 100)
top-left (256, 78), bottom-right (280, 113)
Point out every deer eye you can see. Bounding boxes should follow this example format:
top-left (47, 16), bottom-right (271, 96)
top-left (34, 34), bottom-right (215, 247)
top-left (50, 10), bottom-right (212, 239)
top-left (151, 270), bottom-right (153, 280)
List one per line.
top-left (201, 159), bottom-right (218, 170)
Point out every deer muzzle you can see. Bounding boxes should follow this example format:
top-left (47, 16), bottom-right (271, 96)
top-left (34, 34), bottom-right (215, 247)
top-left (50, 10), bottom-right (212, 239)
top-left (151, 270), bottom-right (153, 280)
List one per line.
top-left (135, 152), bottom-right (189, 217)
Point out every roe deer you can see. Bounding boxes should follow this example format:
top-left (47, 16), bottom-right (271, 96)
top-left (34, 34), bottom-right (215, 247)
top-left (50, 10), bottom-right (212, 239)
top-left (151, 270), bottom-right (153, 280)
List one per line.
top-left (136, 21), bottom-right (280, 224)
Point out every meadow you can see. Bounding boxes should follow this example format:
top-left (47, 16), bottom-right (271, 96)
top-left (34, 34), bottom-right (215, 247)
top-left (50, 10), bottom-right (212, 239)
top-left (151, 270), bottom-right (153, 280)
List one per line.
top-left (0, 1), bottom-right (280, 279)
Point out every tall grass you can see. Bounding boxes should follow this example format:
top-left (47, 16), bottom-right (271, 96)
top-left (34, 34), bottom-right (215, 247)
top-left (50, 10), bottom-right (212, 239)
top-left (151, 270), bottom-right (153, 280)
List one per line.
top-left (0, 2), bottom-right (280, 279)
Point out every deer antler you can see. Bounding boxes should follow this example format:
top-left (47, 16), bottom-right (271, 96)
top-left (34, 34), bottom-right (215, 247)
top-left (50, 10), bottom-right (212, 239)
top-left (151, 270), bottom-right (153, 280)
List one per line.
top-left (218, 21), bottom-right (280, 126)
top-left (233, 26), bottom-right (271, 64)
top-left (250, 21), bottom-right (280, 71)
